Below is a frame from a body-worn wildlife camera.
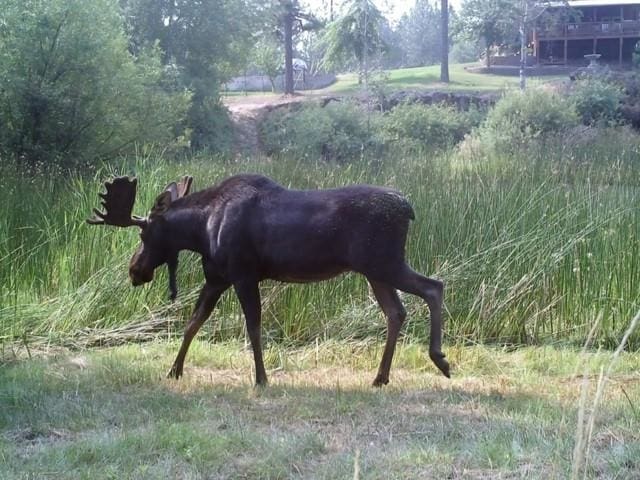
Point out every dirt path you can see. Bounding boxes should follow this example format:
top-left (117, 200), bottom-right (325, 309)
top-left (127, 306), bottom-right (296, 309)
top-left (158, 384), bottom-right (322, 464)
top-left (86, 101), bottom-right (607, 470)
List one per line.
top-left (224, 94), bottom-right (307, 156)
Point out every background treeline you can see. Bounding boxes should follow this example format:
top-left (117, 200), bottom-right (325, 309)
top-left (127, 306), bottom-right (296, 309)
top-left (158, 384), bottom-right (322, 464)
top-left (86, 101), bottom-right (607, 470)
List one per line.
top-left (0, 0), bottom-right (497, 167)
top-left (0, 0), bottom-right (263, 166)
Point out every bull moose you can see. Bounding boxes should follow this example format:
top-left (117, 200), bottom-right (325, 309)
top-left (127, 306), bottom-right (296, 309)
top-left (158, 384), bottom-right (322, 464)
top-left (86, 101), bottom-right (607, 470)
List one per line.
top-left (87, 174), bottom-right (450, 386)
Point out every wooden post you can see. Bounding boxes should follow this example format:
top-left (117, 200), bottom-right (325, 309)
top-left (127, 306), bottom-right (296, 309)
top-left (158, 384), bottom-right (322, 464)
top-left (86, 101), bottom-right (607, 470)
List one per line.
top-left (620, 37), bottom-right (624, 65)
top-left (621, 6), bottom-right (625, 66)
top-left (564, 39), bottom-right (568, 64)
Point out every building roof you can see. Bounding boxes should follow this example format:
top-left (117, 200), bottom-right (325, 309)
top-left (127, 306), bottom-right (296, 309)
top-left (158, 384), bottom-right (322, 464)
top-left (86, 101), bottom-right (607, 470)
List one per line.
top-left (563, 0), bottom-right (640, 7)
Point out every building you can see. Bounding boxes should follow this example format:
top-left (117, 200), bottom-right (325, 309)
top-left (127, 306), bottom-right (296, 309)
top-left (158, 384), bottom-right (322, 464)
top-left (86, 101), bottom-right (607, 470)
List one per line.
top-left (534, 0), bottom-right (640, 65)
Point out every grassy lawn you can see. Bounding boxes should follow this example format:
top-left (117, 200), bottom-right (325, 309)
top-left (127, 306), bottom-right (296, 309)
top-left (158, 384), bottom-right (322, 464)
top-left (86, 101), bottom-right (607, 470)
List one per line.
top-left (222, 63), bottom-right (568, 102)
top-left (2, 341), bottom-right (638, 479)
top-left (320, 63), bottom-right (567, 94)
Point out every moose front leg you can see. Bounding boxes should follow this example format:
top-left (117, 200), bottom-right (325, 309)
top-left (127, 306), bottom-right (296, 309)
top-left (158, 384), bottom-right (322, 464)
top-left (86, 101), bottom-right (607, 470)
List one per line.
top-left (168, 280), bottom-right (229, 379)
top-left (233, 279), bottom-right (268, 386)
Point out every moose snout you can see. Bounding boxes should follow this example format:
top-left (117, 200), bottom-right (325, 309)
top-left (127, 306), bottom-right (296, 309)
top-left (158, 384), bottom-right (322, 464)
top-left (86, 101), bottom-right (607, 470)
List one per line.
top-left (129, 266), bottom-right (154, 286)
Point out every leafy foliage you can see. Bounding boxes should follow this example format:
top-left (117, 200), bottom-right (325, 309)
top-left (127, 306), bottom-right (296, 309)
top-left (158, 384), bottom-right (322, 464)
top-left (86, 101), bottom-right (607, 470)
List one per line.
top-left (0, 0), bottom-right (190, 166)
top-left (379, 102), bottom-right (482, 150)
top-left (395, 0), bottom-right (442, 67)
top-left (456, 0), bottom-right (517, 66)
top-left (478, 88), bottom-right (579, 149)
top-left (252, 40), bottom-right (283, 92)
top-left (633, 41), bottom-right (640, 68)
top-left (259, 102), bottom-right (380, 161)
top-left (570, 77), bottom-right (623, 126)
top-left (321, 0), bottom-right (387, 83)
top-left (260, 99), bottom-right (487, 159)
top-left (120, 0), bottom-right (259, 151)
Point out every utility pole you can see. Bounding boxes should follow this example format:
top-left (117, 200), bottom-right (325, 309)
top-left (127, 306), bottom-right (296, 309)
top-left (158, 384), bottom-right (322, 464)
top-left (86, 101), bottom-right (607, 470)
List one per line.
top-left (284, 7), bottom-right (294, 95)
top-left (441, 0), bottom-right (449, 82)
top-left (519, 1), bottom-right (528, 90)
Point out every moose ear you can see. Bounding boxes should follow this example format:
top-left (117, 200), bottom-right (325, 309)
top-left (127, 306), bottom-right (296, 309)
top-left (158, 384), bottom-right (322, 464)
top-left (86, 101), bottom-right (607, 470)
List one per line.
top-left (165, 182), bottom-right (179, 202)
top-left (150, 191), bottom-right (173, 218)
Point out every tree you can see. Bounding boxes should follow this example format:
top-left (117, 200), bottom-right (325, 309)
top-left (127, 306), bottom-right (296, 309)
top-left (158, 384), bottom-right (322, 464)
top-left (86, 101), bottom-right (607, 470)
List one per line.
top-left (441, 0), bottom-right (450, 82)
top-left (298, 30), bottom-right (326, 76)
top-left (457, 0), bottom-right (517, 67)
top-left (253, 40), bottom-right (282, 92)
top-left (457, 0), bottom-right (570, 75)
top-left (395, 0), bottom-right (441, 67)
top-left (273, 1), bottom-right (320, 95)
top-left (512, 0), bottom-right (571, 90)
top-left (0, 0), bottom-right (190, 165)
top-left (322, 0), bottom-right (388, 86)
top-left (119, 0), bottom-right (258, 150)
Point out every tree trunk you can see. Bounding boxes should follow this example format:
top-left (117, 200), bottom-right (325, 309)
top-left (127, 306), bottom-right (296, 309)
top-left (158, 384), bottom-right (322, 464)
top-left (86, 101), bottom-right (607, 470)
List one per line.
top-left (440, 0), bottom-right (449, 83)
top-left (283, 10), bottom-right (294, 95)
top-left (486, 40), bottom-right (491, 68)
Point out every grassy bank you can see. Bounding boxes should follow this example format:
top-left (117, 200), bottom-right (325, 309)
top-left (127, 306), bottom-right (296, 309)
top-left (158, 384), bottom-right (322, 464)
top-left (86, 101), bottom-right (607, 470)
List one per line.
top-left (1, 341), bottom-right (638, 479)
top-left (221, 63), bottom-right (567, 99)
top-left (2, 135), bottom-right (640, 351)
top-left (322, 63), bottom-right (566, 94)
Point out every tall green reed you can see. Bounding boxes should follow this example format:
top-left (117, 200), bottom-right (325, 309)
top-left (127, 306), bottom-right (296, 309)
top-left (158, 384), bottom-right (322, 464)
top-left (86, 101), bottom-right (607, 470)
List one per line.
top-left (1, 135), bottom-right (639, 350)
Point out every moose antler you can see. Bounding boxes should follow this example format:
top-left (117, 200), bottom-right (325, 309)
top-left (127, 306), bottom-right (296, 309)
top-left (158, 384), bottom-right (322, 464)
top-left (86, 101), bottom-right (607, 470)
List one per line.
top-left (86, 176), bottom-right (147, 228)
top-left (176, 176), bottom-right (193, 199)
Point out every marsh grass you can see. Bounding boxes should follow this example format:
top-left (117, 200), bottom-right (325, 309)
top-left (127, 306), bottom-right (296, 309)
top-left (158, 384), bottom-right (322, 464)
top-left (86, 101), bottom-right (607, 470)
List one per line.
top-left (2, 132), bottom-right (640, 352)
top-left (571, 308), bottom-right (640, 479)
top-left (1, 342), bottom-right (638, 479)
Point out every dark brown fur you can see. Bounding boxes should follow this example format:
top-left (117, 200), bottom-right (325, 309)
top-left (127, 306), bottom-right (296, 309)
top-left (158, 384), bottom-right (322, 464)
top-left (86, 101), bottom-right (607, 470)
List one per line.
top-left (93, 174), bottom-right (450, 386)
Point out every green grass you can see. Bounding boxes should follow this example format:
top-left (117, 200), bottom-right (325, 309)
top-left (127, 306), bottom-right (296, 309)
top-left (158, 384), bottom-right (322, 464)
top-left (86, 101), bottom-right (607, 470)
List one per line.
top-left (323, 63), bottom-right (567, 94)
top-left (2, 131), bottom-right (640, 351)
top-left (1, 342), bottom-right (638, 479)
top-left (221, 63), bottom-right (567, 99)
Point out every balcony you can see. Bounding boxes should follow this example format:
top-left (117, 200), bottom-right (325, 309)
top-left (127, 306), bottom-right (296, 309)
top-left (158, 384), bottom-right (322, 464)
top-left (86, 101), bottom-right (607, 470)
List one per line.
top-left (538, 20), bottom-right (640, 39)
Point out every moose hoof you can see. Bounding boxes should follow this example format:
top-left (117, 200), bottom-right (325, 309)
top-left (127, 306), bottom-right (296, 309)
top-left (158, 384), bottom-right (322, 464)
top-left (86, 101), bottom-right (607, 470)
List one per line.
top-left (429, 351), bottom-right (451, 378)
top-left (167, 364), bottom-right (183, 379)
top-left (372, 376), bottom-right (389, 387)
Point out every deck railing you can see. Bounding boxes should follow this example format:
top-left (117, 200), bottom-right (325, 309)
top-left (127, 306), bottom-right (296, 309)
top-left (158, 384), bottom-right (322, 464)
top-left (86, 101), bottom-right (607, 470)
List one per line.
top-left (538, 20), bottom-right (640, 39)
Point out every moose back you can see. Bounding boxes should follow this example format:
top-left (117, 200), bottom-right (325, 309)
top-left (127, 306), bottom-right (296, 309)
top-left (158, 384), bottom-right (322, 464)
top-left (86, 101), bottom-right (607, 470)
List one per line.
top-left (87, 174), bottom-right (449, 386)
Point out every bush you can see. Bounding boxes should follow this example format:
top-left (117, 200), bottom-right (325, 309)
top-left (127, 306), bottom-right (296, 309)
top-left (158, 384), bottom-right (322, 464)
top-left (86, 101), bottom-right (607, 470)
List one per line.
top-left (379, 102), bottom-right (482, 150)
top-left (259, 102), bottom-right (381, 161)
top-left (570, 77), bottom-right (623, 125)
top-left (450, 39), bottom-right (484, 64)
top-left (633, 41), bottom-right (640, 68)
top-left (188, 98), bottom-right (234, 154)
top-left (0, 0), bottom-right (190, 167)
top-left (478, 88), bottom-right (579, 150)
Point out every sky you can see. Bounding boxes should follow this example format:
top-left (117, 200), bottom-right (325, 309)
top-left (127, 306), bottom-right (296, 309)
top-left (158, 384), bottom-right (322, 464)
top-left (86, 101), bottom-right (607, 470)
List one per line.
top-left (302, 0), bottom-right (462, 24)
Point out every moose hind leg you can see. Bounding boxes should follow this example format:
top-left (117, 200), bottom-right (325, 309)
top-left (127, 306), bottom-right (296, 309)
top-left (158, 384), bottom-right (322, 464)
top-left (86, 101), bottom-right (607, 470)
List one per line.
top-left (233, 279), bottom-right (268, 386)
top-left (168, 281), bottom-right (229, 379)
top-left (369, 280), bottom-right (407, 387)
top-left (392, 266), bottom-right (450, 378)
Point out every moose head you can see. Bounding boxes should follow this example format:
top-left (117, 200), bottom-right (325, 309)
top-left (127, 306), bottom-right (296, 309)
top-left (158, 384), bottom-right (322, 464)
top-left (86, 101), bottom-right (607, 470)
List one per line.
top-left (86, 176), bottom-right (193, 300)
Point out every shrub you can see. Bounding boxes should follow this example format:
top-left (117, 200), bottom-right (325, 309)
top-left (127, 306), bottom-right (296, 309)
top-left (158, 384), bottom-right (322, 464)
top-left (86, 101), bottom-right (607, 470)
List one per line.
top-left (379, 102), bottom-right (482, 150)
top-left (478, 88), bottom-right (579, 150)
top-left (0, 0), bottom-right (190, 166)
top-left (633, 41), bottom-right (640, 68)
top-left (570, 77), bottom-right (623, 125)
top-left (259, 101), bottom-right (381, 161)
